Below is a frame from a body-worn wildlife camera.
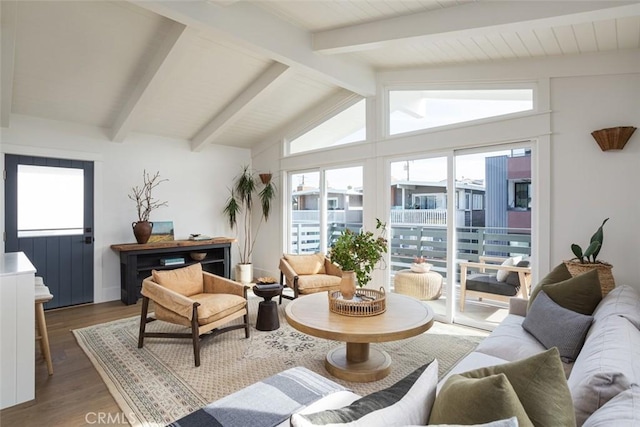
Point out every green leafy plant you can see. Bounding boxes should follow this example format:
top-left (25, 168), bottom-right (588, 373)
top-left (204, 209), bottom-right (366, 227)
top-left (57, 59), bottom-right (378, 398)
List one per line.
top-left (571, 218), bottom-right (609, 264)
top-left (329, 219), bottom-right (388, 287)
top-left (223, 166), bottom-right (276, 264)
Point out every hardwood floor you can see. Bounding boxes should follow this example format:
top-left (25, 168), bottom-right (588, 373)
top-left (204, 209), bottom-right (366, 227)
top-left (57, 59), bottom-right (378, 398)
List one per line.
top-left (0, 301), bottom-right (143, 427)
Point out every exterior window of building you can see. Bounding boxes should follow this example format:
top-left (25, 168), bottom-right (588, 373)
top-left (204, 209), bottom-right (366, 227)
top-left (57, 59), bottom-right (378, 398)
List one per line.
top-left (514, 182), bottom-right (531, 209)
top-left (473, 194), bottom-right (484, 210)
top-left (288, 99), bottom-right (366, 155)
top-left (388, 88), bottom-right (534, 136)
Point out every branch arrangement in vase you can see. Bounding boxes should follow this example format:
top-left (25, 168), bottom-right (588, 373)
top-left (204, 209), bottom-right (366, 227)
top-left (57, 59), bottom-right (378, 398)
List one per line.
top-left (128, 170), bottom-right (168, 222)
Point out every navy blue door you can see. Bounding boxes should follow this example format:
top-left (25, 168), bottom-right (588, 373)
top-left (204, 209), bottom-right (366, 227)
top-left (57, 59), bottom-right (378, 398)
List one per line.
top-left (4, 155), bottom-right (94, 308)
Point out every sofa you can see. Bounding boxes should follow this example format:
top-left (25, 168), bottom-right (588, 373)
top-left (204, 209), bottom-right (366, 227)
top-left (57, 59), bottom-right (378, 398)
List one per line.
top-left (170, 274), bottom-right (640, 427)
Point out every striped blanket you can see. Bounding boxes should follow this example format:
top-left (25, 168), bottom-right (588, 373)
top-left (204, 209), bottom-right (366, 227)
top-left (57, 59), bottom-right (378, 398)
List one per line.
top-left (168, 367), bottom-right (348, 427)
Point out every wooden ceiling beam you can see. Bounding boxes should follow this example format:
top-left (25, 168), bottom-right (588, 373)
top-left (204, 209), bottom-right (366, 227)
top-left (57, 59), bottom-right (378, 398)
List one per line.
top-left (190, 62), bottom-right (291, 152)
top-left (1, 1), bottom-right (18, 128)
top-left (313, 1), bottom-right (640, 54)
top-left (111, 21), bottom-right (188, 142)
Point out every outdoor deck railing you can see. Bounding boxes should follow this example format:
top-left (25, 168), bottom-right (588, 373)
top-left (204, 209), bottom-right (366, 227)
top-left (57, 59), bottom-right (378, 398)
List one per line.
top-left (290, 222), bottom-right (531, 279)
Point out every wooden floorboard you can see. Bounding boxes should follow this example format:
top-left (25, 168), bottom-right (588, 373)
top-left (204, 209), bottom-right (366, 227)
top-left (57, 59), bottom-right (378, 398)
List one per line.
top-left (0, 301), bottom-right (143, 426)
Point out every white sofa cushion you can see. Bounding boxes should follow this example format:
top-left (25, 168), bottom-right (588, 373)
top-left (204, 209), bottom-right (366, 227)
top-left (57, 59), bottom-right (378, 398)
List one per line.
top-left (582, 385), bottom-right (640, 427)
top-left (474, 314), bottom-right (546, 362)
top-left (590, 285), bottom-right (640, 330)
top-left (567, 315), bottom-right (640, 426)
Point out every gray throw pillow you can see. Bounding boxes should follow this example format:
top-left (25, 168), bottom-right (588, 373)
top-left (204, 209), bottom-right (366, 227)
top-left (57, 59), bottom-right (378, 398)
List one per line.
top-left (522, 291), bottom-right (593, 362)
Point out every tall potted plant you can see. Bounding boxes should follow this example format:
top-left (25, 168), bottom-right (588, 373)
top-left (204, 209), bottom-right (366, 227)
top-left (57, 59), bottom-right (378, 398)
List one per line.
top-left (329, 219), bottom-right (388, 299)
top-left (128, 170), bottom-right (168, 244)
top-left (564, 218), bottom-right (615, 295)
top-left (223, 165), bottom-right (276, 283)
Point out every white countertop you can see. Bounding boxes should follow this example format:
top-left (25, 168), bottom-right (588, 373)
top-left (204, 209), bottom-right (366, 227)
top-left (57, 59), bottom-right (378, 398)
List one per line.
top-left (0, 252), bottom-right (37, 276)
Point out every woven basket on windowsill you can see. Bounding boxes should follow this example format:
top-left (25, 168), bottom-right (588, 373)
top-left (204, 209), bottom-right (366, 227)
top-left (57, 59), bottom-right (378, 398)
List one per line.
top-left (563, 260), bottom-right (615, 296)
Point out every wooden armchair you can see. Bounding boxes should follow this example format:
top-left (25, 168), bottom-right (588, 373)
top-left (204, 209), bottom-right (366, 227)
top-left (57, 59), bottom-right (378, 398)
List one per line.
top-left (459, 256), bottom-right (532, 312)
top-left (279, 253), bottom-right (342, 303)
top-left (138, 263), bottom-right (249, 367)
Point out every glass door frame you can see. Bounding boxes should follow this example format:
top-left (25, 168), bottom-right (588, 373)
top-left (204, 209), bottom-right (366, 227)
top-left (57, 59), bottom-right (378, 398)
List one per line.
top-left (384, 140), bottom-right (539, 329)
top-left (285, 163), bottom-right (365, 256)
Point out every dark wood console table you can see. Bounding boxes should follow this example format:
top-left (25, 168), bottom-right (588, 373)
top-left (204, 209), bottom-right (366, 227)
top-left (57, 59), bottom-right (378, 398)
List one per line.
top-left (111, 237), bottom-right (235, 305)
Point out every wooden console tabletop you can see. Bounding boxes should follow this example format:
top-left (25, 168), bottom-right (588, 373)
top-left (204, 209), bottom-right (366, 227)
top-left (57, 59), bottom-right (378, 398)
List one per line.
top-left (110, 237), bottom-right (235, 252)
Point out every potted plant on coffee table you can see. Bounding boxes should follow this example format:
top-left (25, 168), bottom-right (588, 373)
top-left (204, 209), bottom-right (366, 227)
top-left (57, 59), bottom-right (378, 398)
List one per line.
top-left (564, 218), bottom-right (615, 295)
top-left (329, 219), bottom-right (388, 299)
top-left (223, 165), bottom-right (276, 284)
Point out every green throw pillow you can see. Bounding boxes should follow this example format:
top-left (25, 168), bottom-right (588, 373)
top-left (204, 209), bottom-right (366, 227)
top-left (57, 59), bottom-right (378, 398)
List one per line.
top-left (429, 374), bottom-right (533, 427)
top-left (454, 348), bottom-right (576, 427)
top-left (542, 269), bottom-right (602, 315)
top-left (528, 262), bottom-right (573, 310)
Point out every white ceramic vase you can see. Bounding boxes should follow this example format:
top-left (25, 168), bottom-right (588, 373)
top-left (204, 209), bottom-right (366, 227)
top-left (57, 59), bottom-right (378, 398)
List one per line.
top-left (236, 263), bottom-right (253, 284)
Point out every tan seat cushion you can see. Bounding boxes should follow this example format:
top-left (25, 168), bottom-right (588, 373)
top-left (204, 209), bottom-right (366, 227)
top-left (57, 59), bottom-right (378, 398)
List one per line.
top-left (152, 263), bottom-right (203, 297)
top-left (191, 293), bottom-right (246, 326)
top-left (285, 253), bottom-right (326, 275)
top-left (297, 274), bottom-right (341, 293)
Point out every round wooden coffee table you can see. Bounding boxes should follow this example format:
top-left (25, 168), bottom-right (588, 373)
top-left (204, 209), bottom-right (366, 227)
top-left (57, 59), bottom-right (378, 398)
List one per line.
top-left (285, 292), bottom-right (434, 382)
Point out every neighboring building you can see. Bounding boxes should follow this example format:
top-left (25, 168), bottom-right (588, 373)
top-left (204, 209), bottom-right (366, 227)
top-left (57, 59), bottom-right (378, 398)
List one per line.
top-left (485, 149), bottom-right (532, 233)
top-left (390, 180), bottom-right (485, 227)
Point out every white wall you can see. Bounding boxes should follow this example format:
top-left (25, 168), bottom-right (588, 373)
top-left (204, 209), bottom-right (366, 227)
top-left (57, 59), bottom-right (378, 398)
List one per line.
top-left (550, 73), bottom-right (640, 289)
top-left (1, 115), bottom-right (250, 302)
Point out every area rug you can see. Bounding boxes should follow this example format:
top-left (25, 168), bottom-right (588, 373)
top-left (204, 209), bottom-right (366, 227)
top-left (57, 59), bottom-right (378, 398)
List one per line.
top-left (73, 297), bottom-right (486, 427)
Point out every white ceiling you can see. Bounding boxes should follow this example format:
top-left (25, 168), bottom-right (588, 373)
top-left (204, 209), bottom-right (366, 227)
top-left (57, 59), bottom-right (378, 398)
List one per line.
top-left (2, 1), bottom-right (639, 150)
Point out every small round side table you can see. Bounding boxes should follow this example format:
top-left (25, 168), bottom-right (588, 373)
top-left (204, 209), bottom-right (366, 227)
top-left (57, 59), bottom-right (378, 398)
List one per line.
top-left (253, 284), bottom-right (284, 331)
top-left (393, 269), bottom-right (443, 300)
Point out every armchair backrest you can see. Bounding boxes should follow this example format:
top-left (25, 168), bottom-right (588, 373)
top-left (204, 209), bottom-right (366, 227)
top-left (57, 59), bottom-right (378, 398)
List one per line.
top-left (151, 263), bottom-right (204, 297)
top-left (282, 253), bottom-right (326, 275)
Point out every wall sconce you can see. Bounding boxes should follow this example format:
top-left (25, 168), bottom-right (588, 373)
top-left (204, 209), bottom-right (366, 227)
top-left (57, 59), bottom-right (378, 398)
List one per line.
top-left (591, 126), bottom-right (636, 151)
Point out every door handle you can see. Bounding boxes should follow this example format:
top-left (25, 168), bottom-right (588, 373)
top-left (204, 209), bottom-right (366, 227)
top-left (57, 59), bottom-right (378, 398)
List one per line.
top-left (85, 236), bottom-right (94, 244)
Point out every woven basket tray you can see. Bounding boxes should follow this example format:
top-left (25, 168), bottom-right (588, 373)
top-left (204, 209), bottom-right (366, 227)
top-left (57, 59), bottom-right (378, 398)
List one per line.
top-left (328, 287), bottom-right (386, 317)
top-left (564, 261), bottom-right (615, 296)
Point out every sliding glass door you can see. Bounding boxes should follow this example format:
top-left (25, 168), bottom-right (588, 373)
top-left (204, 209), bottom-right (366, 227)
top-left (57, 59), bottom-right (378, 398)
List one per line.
top-left (388, 144), bottom-right (534, 329)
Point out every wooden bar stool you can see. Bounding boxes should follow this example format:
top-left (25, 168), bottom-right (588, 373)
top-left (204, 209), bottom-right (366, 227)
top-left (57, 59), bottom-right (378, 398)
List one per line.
top-left (34, 277), bottom-right (54, 375)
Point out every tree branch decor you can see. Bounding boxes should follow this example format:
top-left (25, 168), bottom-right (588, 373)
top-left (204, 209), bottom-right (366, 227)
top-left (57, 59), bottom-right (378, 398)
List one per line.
top-left (128, 170), bottom-right (168, 222)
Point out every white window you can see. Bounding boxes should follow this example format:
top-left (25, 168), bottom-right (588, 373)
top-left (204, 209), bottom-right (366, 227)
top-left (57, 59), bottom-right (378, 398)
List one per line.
top-left (288, 99), bottom-right (366, 155)
top-left (389, 88), bottom-right (534, 136)
top-left (17, 165), bottom-right (84, 237)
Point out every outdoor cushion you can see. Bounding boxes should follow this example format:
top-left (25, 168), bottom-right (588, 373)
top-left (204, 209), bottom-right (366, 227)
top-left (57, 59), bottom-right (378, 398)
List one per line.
top-left (505, 259), bottom-right (531, 287)
top-left (152, 263), bottom-right (204, 297)
top-left (496, 256), bottom-right (522, 282)
top-left (284, 253), bottom-right (327, 275)
top-left (465, 274), bottom-right (519, 296)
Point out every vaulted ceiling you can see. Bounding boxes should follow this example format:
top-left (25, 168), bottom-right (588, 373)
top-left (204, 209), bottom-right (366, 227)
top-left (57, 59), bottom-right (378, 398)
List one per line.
top-left (2, 1), bottom-right (639, 150)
